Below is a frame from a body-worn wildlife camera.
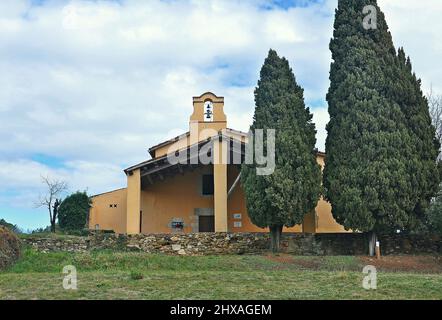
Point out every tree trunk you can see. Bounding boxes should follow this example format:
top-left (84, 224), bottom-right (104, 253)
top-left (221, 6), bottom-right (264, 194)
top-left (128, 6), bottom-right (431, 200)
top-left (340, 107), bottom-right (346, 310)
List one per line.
top-left (50, 214), bottom-right (56, 233)
top-left (270, 225), bottom-right (283, 253)
top-left (51, 199), bottom-right (60, 233)
top-left (368, 231), bottom-right (377, 257)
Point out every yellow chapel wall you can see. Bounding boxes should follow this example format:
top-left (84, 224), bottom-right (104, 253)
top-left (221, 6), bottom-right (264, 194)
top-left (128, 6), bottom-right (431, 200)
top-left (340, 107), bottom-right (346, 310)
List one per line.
top-left (89, 155), bottom-right (348, 234)
top-left (140, 166), bottom-right (215, 234)
top-left (89, 188), bottom-right (127, 234)
top-left (315, 154), bottom-right (351, 233)
top-left (226, 165), bottom-right (303, 233)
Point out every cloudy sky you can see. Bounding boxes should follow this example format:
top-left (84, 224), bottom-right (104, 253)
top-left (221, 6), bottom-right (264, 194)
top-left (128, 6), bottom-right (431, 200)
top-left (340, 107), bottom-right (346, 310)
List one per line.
top-left (1, 0), bottom-right (442, 230)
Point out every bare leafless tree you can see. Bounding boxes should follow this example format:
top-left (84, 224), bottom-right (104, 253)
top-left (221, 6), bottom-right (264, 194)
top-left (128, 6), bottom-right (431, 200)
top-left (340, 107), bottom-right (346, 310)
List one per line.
top-left (428, 88), bottom-right (442, 161)
top-left (428, 88), bottom-right (442, 145)
top-left (35, 175), bottom-right (68, 233)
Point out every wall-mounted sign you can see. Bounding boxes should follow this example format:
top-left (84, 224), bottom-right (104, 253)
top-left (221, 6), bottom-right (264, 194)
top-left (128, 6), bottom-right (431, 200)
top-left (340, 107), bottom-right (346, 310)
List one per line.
top-left (233, 213), bottom-right (242, 219)
top-left (170, 218), bottom-right (185, 231)
top-left (234, 221), bottom-right (242, 228)
top-left (171, 221), bottom-right (184, 230)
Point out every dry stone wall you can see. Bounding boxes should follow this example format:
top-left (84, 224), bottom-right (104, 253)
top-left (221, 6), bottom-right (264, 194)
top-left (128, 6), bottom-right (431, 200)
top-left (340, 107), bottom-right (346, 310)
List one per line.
top-left (21, 232), bottom-right (442, 256)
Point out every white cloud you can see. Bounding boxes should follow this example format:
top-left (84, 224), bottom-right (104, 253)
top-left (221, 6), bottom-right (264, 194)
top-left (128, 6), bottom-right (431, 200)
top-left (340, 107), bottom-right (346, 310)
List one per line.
top-left (312, 107), bottom-right (329, 152)
top-left (379, 0), bottom-right (442, 93)
top-left (0, 158), bottom-right (124, 211)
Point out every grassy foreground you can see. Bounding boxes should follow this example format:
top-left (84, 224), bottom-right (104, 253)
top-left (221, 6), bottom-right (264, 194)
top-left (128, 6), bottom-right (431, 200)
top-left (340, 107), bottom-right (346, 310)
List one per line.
top-left (0, 249), bottom-right (441, 300)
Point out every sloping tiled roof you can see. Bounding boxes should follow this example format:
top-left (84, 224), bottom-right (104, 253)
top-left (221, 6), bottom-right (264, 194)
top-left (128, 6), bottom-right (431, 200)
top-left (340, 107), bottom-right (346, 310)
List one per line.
top-left (90, 188), bottom-right (126, 198)
top-left (148, 132), bottom-right (190, 158)
top-left (147, 128), bottom-right (248, 157)
top-left (127, 128), bottom-right (325, 177)
top-left (126, 132), bottom-right (245, 174)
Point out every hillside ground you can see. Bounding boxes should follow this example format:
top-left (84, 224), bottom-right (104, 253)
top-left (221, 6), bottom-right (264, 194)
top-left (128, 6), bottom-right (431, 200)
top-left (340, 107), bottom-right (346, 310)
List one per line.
top-left (1, 248), bottom-right (441, 300)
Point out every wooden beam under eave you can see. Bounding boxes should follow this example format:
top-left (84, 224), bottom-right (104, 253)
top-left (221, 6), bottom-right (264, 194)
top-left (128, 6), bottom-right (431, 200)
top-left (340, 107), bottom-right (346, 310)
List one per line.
top-left (228, 172), bottom-right (241, 198)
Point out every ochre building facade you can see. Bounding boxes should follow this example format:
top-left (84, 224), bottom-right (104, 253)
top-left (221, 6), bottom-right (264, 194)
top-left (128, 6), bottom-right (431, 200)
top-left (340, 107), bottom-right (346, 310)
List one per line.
top-left (89, 92), bottom-right (348, 235)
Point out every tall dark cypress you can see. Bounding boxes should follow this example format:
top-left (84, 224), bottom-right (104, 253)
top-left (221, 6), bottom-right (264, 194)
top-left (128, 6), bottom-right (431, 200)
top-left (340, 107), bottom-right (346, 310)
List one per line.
top-left (391, 48), bottom-right (441, 226)
top-left (324, 0), bottom-right (439, 254)
top-left (241, 49), bottom-right (321, 252)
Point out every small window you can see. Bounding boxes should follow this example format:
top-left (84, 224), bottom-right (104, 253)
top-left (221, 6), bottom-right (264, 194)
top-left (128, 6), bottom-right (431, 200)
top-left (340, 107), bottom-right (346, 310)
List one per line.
top-left (202, 175), bottom-right (214, 195)
top-left (109, 204), bottom-right (113, 208)
top-left (114, 204), bottom-right (118, 208)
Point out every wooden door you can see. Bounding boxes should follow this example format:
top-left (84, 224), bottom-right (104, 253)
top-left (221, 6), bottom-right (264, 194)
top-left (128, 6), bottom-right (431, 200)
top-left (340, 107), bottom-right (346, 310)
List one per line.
top-left (199, 215), bottom-right (215, 232)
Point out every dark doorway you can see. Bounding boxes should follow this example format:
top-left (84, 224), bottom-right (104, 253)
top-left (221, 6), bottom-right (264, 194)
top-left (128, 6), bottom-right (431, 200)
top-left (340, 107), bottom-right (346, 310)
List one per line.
top-left (199, 215), bottom-right (215, 232)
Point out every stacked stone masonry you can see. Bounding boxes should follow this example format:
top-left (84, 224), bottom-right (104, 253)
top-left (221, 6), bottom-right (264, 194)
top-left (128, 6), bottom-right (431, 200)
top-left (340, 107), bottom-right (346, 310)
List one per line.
top-left (22, 232), bottom-right (442, 256)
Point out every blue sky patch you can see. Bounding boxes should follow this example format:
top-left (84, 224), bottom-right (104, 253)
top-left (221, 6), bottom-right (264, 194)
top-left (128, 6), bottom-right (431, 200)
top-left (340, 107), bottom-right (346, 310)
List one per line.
top-left (261, 0), bottom-right (324, 10)
top-left (30, 154), bottom-right (66, 169)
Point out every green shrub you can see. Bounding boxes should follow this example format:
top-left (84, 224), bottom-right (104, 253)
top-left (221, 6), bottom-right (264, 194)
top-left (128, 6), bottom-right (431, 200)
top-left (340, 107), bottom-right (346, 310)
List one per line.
top-left (62, 229), bottom-right (90, 237)
top-left (0, 226), bottom-right (21, 270)
top-left (426, 187), bottom-right (442, 235)
top-left (58, 191), bottom-right (91, 231)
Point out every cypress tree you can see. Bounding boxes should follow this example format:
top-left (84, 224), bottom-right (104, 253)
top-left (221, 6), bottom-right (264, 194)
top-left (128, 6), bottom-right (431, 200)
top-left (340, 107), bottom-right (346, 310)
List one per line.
top-left (391, 48), bottom-right (441, 226)
top-left (241, 49), bottom-right (322, 252)
top-left (324, 0), bottom-right (440, 255)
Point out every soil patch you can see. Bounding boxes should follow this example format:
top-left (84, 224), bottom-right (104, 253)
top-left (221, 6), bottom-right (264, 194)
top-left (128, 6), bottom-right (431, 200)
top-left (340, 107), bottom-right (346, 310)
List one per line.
top-left (358, 255), bottom-right (442, 273)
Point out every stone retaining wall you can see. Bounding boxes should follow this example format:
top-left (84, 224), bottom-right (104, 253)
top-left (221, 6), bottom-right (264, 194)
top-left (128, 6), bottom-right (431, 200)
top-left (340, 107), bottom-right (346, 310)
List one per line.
top-left (21, 232), bottom-right (442, 256)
